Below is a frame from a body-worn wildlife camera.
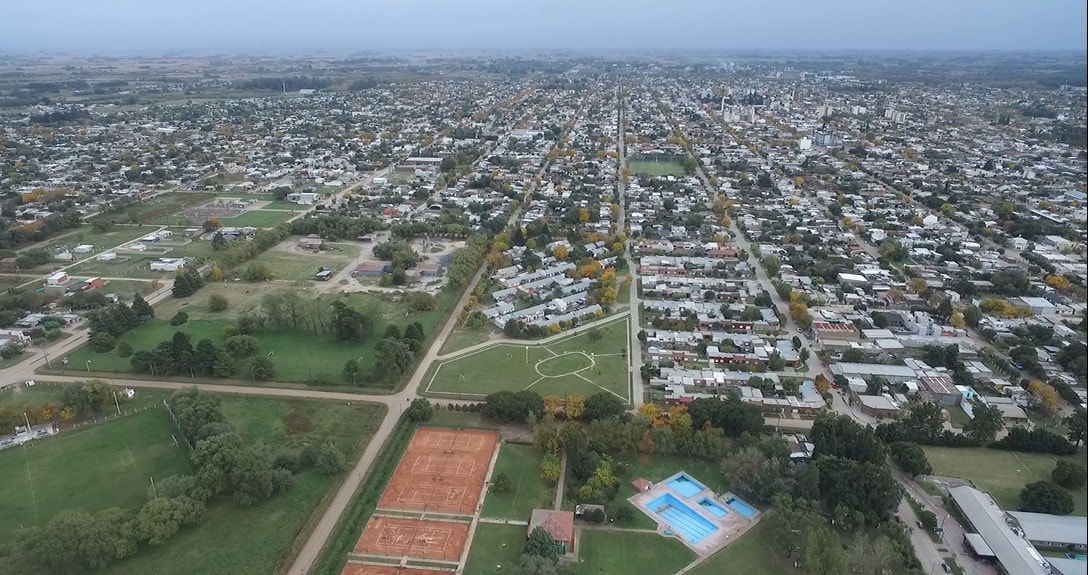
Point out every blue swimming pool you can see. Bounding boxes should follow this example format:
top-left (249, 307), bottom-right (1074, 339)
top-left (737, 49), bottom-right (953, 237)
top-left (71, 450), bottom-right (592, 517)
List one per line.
top-left (647, 493), bottom-right (719, 544)
top-left (666, 473), bottom-right (706, 498)
top-left (698, 498), bottom-right (729, 518)
top-left (725, 497), bottom-right (757, 518)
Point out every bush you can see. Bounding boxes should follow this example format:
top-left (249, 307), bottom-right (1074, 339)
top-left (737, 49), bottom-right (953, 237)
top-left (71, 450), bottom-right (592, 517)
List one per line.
top-left (315, 441), bottom-right (346, 475)
top-left (406, 398), bottom-right (433, 422)
top-left (0, 345), bottom-right (19, 360)
top-left (208, 294), bottom-right (229, 312)
top-left (242, 262), bottom-right (274, 282)
top-left (992, 427), bottom-right (1077, 455)
top-left (169, 311), bottom-right (189, 326)
top-left (1020, 480), bottom-right (1075, 515)
top-left (116, 340), bottom-right (133, 358)
top-left (1052, 459), bottom-right (1086, 488)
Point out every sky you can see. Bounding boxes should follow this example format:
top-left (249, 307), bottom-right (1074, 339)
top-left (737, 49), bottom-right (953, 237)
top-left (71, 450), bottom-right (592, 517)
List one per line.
top-left (2, 0), bottom-right (1086, 53)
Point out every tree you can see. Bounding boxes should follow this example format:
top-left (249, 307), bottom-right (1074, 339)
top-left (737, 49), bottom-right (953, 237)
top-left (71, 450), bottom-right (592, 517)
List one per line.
top-left (1066, 408), bottom-right (1088, 447)
top-left (565, 395), bottom-right (585, 420)
top-left (116, 339), bottom-right (133, 358)
top-left (407, 398), bottom-right (433, 422)
top-left (963, 305), bottom-right (983, 327)
top-left (483, 390), bottom-right (544, 423)
top-left (374, 337), bottom-right (414, 381)
top-left (1020, 481), bottom-right (1075, 515)
top-left (889, 442), bottom-right (932, 478)
top-left (768, 352), bottom-right (785, 371)
top-left (242, 262), bottom-right (274, 282)
top-left (225, 335), bottom-right (259, 358)
top-left (963, 401), bottom-right (1004, 444)
top-left (211, 231), bottom-right (227, 251)
top-left (949, 311), bottom-right (966, 328)
top-left (407, 292), bottom-right (437, 312)
top-left (1028, 380), bottom-right (1061, 415)
top-left (1052, 459), bottom-right (1086, 488)
top-left (403, 321), bottom-right (426, 343)
top-left (492, 471), bottom-right (513, 494)
top-left (583, 392), bottom-right (624, 421)
top-left (540, 452), bottom-right (561, 484)
top-left (315, 441), bottom-right (346, 474)
top-left (208, 294), bottom-right (229, 312)
top-left (89, 332), bottom-right (116, 353)
top-left (847, 533), bottom-right (894, 575)
top-left (132, 293), bottom-right (154, 321)
top-left (169, 311), bottom-right (189, 326)
top-left (343, 359), bottom-right (362, 384)
top-left (133, 496), bottom-right (206, 545)
top-left (513, 553), bottom-right (560, 575)
top-left (523, 526), bottom-right (559, 564)
top-left (903, 400), bottom-right (944, 444)
top-left (250, 356), bottom-right (274, 381)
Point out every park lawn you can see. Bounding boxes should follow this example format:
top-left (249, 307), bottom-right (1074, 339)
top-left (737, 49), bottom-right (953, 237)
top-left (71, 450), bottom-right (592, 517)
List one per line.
top-left (439, 326), bottom-right (497, 355)
top-left (482, 444), bottom-right (553, 520)
top-left (219, 210), bottom-right (293, 228)
top-left (107, 192), bottom-right (214, 225)
top-left (32, 224), bottom-right (160, 255)
top-left (0, 384), bottom-right (173, 412)
top-left (99, 397), bottom-right (385, 575)
top-left (244, 245), bottom-right (359, 281)
top-left (68, 254), bottom-right (181, 280)
top-left (627, 159), bottom-right (686, 177)
top-left (0, 408), bottom-right (192, 537)
top-left (462, 524), bottom-right (526, 575)
top-left (261, 200), bottom-right (307, 211)
top-left (688, 520), bottom-right (791, 575)
top-left (570, 530), bottom-right (694, 575)
top-left (923, 447), bottom-right (1088, 513)
top-left (426, 318), bottom-right (631, 401)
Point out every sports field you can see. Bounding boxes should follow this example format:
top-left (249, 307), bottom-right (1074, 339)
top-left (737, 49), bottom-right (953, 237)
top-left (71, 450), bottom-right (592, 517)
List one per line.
top-left (377, 428), bottom-right (498, 515)
top-left (425, 318), bottom-right (630, 401)
top-left (0, 408), bottom-right (190, 536)
top-left (219, 209), bottom-right (293, 227)
top-left (354, 516), bottom-right (469, 561)
top-left (923, 447), bottom-right (1088, 513)
top-left (628, 159), bottom-right (687, 177)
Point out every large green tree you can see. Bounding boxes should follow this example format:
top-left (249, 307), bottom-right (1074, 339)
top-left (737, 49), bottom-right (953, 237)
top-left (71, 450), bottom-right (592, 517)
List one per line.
top-left (963, 401), bottom-right (1004, 444)
top-left (1020, 481), bottom-right (1075, 515)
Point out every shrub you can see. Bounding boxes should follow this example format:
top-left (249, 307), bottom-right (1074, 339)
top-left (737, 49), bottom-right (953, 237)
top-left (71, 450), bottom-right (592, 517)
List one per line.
top-left (225, 335), bottom-right (259, 358)
top-left (89, 332), bottom-right (116, 353)
top-left (169, 311), bottom-right (189, 326)
top-left (1052, 459), bottom-right (1086, 488)
top-left (208, 294), bottom-right (229, 312)
top-left (492, 471), bottom-right (513, 494)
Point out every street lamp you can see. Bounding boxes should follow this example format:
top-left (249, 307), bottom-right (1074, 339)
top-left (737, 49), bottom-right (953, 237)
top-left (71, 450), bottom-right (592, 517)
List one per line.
top-left (85, 359), bottom-right (92, 373)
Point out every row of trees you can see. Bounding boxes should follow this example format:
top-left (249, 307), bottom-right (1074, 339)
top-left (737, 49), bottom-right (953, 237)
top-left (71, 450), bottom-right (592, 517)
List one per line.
top-left (128, 331), bottom-right (273, 381)
top-left (208, 224), bottom-right (291, 270)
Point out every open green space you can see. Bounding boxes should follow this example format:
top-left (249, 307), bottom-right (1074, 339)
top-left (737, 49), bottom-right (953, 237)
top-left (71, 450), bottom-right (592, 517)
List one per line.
top-left (0, 408), bottom-right (191, 536)
top-left (481, 443), bottom-right (553, 520)
top-left (261, 200), bottom-right (307, 212)
top-left (0, 384), bottom-right (172, 412)
top-left (67, 254), bottom-right (175, 279)
top-left (440, 326), bottom-right (497, 355)
top-left (30, 224), bottom-right (160, 256)
top-left (66, 287), bottom-right (457, 385)
top-left (570, 530), bottom-right (694, 575)
top-left (105, 192), bottom-right (216, 225)
top-left (628, 158), bottom-right (687, 177)
top-left (98, 396), bottom-right (385, 575)
top-left (426, 318), bottom-right (630, 401)
top-left (923, 446), bottom-right (1088, 513)
top-left (688, 520), bottom-right (789, 575)
top-left (220, 210), bottom-right (294, 228)
top-left (462, 524), bottom-right (526, 575)
top-left (245, 244), bottom-right (359, 281)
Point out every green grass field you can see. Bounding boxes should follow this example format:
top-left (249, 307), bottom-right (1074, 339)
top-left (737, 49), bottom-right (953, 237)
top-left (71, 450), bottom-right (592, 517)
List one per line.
top-left (245, 244), bottom-right (359, 281)
top-left (66, 288), bottom-right (457, 385)
top-left (439, 326), bottom-right (497, 355)
top-left (107, 192), bottom-right (216, 225)
top-left (219, 210), bottom-right (293, 228)
top-left (571, 530), bottom-right (694, 575)
top-left (261, 200), bottom-right (307, 212)
top-left (923, 447), bottom-right (1088, 513)
top-left (628, 159), bottom-right (687, 177)
top-left (0, 408), bottom-right (191, 536)
top-left (462, 524), bottom-right (526, 574)
top-left (425, 318), bottom-right (630, 401)
top-left (29, 224), bottom-right (160, 257)
top-left (96, 396), bottom-right (384, 575)
top-left (481, 443), bottom-right (553, 520)
top-left (687, 520), bottom-right (789, 575)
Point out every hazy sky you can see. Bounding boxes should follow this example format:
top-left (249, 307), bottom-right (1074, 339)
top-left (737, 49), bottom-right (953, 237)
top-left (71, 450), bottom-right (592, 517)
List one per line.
top-left (3, 0), bottom-right (1086, 53)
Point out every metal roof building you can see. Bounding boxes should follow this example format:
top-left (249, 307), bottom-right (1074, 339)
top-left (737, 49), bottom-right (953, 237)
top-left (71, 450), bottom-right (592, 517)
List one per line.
top-left (948, 486), bottom-right (1065, 575)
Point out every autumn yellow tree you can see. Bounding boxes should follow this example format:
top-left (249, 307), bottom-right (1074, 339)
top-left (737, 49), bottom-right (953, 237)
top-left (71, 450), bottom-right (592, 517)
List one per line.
top-left (553, 246), bottom-right (569, 260)
top-left (639, 403), bottom-right (664, 426)
top-left (1046, 275), bottom-right (1071, 291)
top-left (908, 277), bottom-right (928, 294)
top-left (1028, 381), bottom-right (1061, 415)
top-left (543, 395), bottom-right (563, 418)
top-left (814, 374), bottom-right (831, 395)
top-left (565, 395), bottom-right (585, 420)
top-left (949, 312), bottom-right (966, 328)
top-left (578, 208), bottom-right (590, 223)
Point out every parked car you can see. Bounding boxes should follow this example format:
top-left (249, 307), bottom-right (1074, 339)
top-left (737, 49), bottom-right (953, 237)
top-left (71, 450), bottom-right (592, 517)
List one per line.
top-left (941, 563), bottom-right (951, 573)
top-left (916, 520), bottom-right (924, 529)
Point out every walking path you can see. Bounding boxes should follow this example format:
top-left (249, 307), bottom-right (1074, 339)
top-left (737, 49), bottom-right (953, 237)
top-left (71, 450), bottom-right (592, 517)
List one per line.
top-left (553, 451), bottom-right (568, 510)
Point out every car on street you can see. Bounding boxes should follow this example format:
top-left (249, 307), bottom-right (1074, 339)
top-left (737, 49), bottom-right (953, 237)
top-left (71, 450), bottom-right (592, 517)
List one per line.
top-left (916, 520), bottom-right (924, 528)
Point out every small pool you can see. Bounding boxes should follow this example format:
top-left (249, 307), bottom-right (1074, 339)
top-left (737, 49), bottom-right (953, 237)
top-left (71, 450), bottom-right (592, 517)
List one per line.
top-left (1065, 553), bottom-right (1088, 561)
top-left (647, 493), bottom-right (719, 544)
top-left (725, 497), bottom-right (757, 518)
top-left (698, 498), bottom-right (729, 518)
top-left (666, 473), bottom-right (706, 498)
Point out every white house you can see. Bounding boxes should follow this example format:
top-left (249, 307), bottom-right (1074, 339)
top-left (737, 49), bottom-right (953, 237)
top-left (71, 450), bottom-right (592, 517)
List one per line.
top-left (46, 272), bottom-right (69, 286)
top-left (149, 258), bottom-right (188, 272)
top-left (97, 252), bottom-right (117, 262)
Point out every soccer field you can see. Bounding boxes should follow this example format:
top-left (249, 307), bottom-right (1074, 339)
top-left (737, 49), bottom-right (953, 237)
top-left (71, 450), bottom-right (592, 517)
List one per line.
top-left (425, 317), bottom-right (631, 402)
top-left (0, 408), bottom-right (191, 536)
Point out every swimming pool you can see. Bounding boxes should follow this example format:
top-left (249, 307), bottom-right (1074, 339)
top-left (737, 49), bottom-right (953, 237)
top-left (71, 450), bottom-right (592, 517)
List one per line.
top-left (647, 493), bottom-right (719, 544)
top-left (698, 498), bottom-right (729, 518)
top-left (666, 473), bottom-right (706, 498)
top-left (725, 497), bottom-right (757, 518)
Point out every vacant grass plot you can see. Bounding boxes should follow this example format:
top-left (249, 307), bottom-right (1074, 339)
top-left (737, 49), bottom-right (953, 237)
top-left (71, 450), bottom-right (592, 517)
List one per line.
top-left (462, 524), bottom-right (525, 575)
top-left (481, 443), bottom-right (553, 520)
top-left (0, 408), bottom-right (191, 536)
top-left (571, 530), bottom-right (694, 575)
top-left (220, 210), bottom-right (293, 228)
top-left (687, 519), bottom-right (789, 575)
top-left (100, 397), bottom-right (385, 575)
top-left (110, 192), bottom-right (216, 225)
top-left (245, 244), bottom-right (359, 281)
top-left (628, 159), bottom-right (687, 177)
top-left (30, 224), bottom-right (160, 255)
top-left (923, 447), bottom-right (1088, 513)
top-left (426, 318), bottom-right (630, 401)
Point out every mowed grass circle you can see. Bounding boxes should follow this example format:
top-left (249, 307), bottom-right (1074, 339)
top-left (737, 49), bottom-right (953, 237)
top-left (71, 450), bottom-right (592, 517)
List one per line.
top-left (535, 352), bottom-right (594, 377)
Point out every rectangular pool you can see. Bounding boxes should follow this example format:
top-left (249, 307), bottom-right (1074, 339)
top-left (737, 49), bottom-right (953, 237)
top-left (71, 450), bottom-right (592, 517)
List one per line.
top-left (666, 473), bottom-right (706, 498)
top-left (647, 493), bottom-right (719, 544)
top-left (725, 497), bottom-right (757, 518)
top-left (698, 498), bottom-right (729, 518)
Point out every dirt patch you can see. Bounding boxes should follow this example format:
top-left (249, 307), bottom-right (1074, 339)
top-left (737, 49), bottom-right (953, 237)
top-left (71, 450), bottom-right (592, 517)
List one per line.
top-left (282, 400), bottom-right (314, 436)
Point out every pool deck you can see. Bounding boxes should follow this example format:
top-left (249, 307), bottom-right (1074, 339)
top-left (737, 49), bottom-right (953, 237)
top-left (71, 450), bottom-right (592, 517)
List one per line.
top-left (629, 472), bottom-right (760, 558)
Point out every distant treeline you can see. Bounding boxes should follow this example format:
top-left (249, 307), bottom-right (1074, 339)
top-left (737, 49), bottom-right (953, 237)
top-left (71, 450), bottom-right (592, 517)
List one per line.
top-left (236, 76), bottom-right (334, 91)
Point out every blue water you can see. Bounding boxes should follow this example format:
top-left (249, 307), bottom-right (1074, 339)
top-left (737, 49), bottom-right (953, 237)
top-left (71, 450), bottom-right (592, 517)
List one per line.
top-left (1065, 553), bottom-right (1088, 561)
top-left (647, 493), bottom-right (719, 543)
top-left (666, 473), bottom-right (705, 498)
top-left (698, 498), bottom-right (729, 518)
top-left (725, 497), bottom-right (758, 518)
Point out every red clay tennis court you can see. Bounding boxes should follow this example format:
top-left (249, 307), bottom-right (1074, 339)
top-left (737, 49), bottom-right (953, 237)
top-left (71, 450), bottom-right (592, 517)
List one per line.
top-left (378, 428), bottom-right (498, 515)
top-left (340, 564), bottom-right (449, 575)
top-left (354, 516), bottom-right (470, 562)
